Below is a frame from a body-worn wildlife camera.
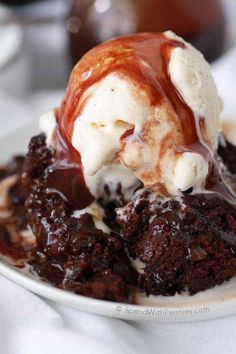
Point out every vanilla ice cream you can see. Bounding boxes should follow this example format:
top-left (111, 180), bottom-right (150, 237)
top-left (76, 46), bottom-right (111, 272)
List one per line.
top-left (40, 31), bottom-right (222, 201)
top-left (166, 31), bottom-right (222, 150)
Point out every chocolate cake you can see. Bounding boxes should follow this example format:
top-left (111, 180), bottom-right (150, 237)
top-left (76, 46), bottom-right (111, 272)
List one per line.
top-left (116, 190), bottom-right (236, 296)
top-left (10, 134), bottom-right (136, 302)
top-left (0, 133), bottom-right (234, 302)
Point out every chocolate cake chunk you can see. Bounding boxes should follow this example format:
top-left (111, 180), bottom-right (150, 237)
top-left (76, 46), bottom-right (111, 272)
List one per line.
top-left (22, 134), bottom-right (136, 302)
top-left (116, 189), bottom-right (236, 296)
top-left (27, 187), bottom-right (136, 302)
top-left (22, 134), bottom-right (53, 187)
top-left (218, 134), bottom-right (236, 174)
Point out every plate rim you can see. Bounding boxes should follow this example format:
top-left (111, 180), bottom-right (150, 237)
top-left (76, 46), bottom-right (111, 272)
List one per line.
top-left (1, 258), bottom-right (236, 322)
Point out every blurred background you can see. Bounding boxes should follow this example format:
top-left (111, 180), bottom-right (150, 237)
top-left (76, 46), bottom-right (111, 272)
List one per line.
top-left (0, 0), bottom-right (236, 129)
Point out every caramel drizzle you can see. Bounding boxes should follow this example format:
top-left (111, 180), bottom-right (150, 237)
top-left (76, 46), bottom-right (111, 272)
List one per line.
top-left (48, 33), bottom-right (234, 207)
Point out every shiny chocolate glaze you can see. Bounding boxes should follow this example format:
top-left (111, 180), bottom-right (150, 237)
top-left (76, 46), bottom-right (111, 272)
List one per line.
top-left (46, 126), bottom-right (94, 210)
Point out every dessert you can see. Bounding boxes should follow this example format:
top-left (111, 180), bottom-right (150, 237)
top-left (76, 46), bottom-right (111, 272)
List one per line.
top-left (1, 31), bottom-right (236, 303)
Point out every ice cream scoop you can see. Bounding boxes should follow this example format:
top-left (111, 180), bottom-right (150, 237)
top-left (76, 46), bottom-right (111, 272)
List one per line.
top-left (40, 31), bottom-right (222, 202)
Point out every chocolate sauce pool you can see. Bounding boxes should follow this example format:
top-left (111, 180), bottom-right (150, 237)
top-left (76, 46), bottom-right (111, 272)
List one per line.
top-left (45, 126), bottom-right (94, 209)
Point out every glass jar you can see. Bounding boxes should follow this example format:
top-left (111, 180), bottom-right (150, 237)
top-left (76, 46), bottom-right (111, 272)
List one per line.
top-left (68, 0), bottom-right (225, 64)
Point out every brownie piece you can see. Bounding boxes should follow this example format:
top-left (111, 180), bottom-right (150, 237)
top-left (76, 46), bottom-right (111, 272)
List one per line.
top-left (22, 134), bottom-right (53, 187)
top-left (22, 134), bottom-right (136, 302)
top-left (116, 189), bottom-right (236, 295)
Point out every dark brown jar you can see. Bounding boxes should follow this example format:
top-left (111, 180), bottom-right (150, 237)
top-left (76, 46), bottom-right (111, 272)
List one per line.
top-left (68, 0), bottom-right (225, 64)
top-left (1, 0), bottom-right (41, 4)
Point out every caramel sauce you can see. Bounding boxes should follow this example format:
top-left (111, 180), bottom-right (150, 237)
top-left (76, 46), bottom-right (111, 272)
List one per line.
top-left (50, 33), bottom-right (234, 204)
top-left (57, 33), bottom-right (197, 146)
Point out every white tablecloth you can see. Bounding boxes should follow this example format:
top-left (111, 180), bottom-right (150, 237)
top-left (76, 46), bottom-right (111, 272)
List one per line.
top-left (1, 274), bottom-right (236, 354)
top-left (0, 47), bottom-right (236, 354)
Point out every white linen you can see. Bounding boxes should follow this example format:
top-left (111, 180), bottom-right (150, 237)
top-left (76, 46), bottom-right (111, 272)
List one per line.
top-left (1, 273), bottom-right (236, 354)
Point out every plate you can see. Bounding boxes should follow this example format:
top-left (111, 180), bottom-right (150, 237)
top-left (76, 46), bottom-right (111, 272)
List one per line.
top-left (1, 119), bottom-right (236, 322)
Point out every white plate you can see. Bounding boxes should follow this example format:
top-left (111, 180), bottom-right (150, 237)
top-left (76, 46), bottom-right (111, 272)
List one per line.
top-left (1, 119), bottom-right (236, 322)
